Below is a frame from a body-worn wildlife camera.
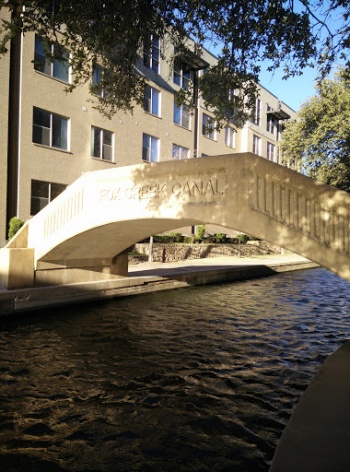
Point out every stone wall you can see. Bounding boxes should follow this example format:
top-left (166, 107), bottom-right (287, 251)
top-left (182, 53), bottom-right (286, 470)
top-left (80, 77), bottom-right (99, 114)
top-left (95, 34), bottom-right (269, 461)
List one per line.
top-left (130, 241), bottom-right (283, 264)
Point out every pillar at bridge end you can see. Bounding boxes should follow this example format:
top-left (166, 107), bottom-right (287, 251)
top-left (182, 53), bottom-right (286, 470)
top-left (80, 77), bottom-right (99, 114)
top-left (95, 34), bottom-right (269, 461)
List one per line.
top-left (0, 248), bottom-right (34, 290)
top-left (110, 250), bottom-right (128, 277)
top-left (33, 251), bottom-right (129, 286)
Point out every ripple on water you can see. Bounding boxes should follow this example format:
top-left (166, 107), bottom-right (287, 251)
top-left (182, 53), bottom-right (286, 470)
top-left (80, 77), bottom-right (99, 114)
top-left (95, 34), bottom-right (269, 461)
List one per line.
top-left (0, 267), bottom-right (350, 471)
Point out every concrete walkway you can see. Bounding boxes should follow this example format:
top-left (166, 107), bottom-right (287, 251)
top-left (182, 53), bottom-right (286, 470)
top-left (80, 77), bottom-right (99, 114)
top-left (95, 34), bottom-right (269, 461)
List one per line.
top-left (0, 253), bottom-right (316, 316)
top-left (129, 252), bottom-right (314, 276)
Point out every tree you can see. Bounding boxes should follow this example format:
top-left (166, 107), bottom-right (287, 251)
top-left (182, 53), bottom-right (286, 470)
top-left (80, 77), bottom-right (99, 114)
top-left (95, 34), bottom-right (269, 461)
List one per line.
top-left (1, 1), bottom-right (350, 127)
top-left (280, 70), bottom-right (350, 191)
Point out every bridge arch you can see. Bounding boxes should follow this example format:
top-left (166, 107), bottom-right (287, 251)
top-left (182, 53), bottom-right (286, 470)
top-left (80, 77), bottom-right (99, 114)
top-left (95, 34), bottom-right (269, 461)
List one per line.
top-left (4, 153), bottom-right (350, 286)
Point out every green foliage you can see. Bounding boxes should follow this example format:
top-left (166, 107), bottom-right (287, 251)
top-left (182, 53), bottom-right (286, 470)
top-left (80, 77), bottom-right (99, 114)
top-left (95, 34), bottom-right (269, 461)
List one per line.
top-left (8, 216), bottom-right (24, 240)
top-left (236, 233), bottom-right (250, 244)
top-left (196, 225), bottom-right (206, 242)
top-left (1, 1), bottom-right (347, 127)
top-left (152, 235), bottom-right (170, 243)
top-left (142, 232), bottom-right (259, 245)
top-left (166, 232), bottom-right (184, 243)
top-left (153, 233), bottom-right (184, 243)
top-left (211, 233), bottom-right (227, 243)
top-left (280, 70), bottom-right (350, 191)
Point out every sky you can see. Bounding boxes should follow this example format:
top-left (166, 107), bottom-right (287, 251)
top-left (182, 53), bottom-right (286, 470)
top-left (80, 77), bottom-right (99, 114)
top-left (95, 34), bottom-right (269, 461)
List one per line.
top-left (202, 0), bottom-right (341, 114)
top-left (259, 66), bottom-right (318, 112)
top-left (257, 0), bottom-right (333, 112)
top-left (203, 41), bottom-right (320, 113)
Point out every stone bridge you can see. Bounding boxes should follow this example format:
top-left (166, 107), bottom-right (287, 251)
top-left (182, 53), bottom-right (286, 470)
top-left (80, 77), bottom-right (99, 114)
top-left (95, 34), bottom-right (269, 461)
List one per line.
top-left (2, 152), bottom-right (350, 289)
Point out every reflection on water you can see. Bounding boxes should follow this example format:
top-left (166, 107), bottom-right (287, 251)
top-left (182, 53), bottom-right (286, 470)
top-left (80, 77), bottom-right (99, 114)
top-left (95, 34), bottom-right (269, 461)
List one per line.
top-left (0, 268), bottom-right (350, 471)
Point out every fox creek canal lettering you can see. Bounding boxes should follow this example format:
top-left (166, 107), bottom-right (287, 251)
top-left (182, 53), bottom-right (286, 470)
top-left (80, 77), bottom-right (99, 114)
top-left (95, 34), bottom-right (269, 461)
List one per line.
top-left (99, 178), bottom-right (225, 202)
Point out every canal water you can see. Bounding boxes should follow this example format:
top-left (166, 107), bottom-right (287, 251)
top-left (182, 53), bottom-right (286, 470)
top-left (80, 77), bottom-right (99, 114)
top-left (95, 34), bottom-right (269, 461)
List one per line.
top-left (1, 267), bottom-right (350, 472)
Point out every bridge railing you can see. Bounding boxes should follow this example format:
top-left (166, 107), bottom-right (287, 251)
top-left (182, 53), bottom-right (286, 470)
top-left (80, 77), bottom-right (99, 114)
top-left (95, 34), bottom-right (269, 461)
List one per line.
top-left (26, 175), bottom-right (88, 252)
top-left (251, 171), bottom-right (350, 257)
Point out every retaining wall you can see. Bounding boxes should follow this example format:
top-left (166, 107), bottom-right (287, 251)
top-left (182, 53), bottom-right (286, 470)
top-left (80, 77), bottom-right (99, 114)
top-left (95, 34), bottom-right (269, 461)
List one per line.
top-left (131, 241), bottom-right (283, 264)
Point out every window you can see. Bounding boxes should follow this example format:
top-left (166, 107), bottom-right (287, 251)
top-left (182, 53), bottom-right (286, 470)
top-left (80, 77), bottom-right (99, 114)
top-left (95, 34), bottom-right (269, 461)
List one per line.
top-left (202, 113), bottom-right (216, 140)
top-left (32, 107), bottom-right (69, 150)
top-left (144, 34), bottom-right (160, 73)
top-left (173, 60), bottom-right (192, 89)
top-left (142, 133), bottom-right (159, 162)
top-left (267, 142), bottom-right (276, 161)
top-left (30, 179), bottom-right (67, 215)
top-left (144, 85), bottom-right (160, 116)
top-left (91, 64), bottom-right (112, 99)
top-left (92, 63), bottom-right (104, 97)
top-left (267, 115), bottom-right (276, 134)
top-left (228, 89), bottom-right (235, 102)
top-left (253, 135), bottom-right (261, 155)
top-left (34, 35), bottom-right (69, 82)
top-left (91, 126), bottom-right (114, 161)
top-left (266, 105), bottom-right (276, 134)
top-left (225, 126), bottom-right (236, 148)
top-left (253, 98), bottom-right (261, 126)
top-left (173, 102), bottom-right (190, 129)
top-left (172, 144), bottom-right (190, 160)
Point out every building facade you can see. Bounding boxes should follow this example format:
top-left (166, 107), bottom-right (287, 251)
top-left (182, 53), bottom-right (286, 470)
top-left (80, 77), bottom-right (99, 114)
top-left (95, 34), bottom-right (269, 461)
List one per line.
top-left (0, 9), bottom-right (295, 246)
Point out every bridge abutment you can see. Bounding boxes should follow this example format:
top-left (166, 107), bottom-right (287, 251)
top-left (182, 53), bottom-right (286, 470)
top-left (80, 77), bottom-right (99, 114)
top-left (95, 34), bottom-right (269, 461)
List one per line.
top-left (34, 251), bottom-right (129, 286)
top-left (0, 248), bottom-right (34, 290)
top-left (0, 248), bottom-right (129, 289)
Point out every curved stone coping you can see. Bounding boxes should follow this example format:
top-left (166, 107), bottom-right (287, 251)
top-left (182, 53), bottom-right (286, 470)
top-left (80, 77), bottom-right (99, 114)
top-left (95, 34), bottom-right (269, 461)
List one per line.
top-left (270, 339), bottom-right (350, 472)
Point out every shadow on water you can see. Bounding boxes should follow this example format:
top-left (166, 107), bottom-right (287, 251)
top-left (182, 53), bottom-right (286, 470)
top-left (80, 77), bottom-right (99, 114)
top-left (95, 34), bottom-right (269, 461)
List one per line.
top-left (0, 268), bottom-right (350, 471)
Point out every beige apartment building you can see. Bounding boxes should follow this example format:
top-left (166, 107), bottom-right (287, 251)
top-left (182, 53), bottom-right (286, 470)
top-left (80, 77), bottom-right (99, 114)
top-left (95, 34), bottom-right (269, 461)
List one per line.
top-left (0, 9), bottom-right (295, 247)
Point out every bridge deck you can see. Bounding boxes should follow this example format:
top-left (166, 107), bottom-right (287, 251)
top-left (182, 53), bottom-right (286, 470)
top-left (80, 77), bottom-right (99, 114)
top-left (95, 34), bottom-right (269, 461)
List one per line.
top-left (3, 153), bottom-right (350, 288)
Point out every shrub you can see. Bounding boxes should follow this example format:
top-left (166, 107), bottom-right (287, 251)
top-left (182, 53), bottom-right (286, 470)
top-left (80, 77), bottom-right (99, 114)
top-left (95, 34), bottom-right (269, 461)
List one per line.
top-left (212, 233), bottom-right (227, 243)
top-left (153, 235), bottom-right (168, 243)
top-left (153, 233), bottom-right (184, 243)
top-left (168, 232), bottom-right (184, 243)
top-left (236, 233), bottom-right (249, 244)
top-left (196, 225), bottom-right (206, 242)
top-left (236, 233), bottom-right (260, 243)
top-left (8, 217), bottom-right (25, 240)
